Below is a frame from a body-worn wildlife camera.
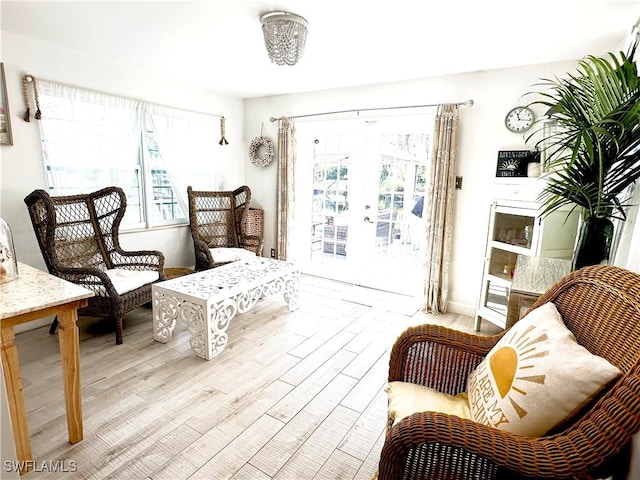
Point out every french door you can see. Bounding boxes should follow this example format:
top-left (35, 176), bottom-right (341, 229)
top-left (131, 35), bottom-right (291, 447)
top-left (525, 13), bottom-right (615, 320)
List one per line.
top-left (294, 115), bottom-right (432, 296)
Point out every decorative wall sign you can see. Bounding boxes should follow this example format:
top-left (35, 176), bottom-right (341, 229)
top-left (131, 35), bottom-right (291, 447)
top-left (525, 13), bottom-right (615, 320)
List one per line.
top-left (249, 135), bottom-right (275, 167)
top-left (495, 150), bottom-right (540, 178)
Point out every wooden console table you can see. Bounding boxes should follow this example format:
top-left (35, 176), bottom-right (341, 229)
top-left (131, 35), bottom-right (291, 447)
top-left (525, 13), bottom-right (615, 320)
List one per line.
top-left (506, 255), bottom-right (571, 328)
top-left (0, 262), bottom-right (93, 475)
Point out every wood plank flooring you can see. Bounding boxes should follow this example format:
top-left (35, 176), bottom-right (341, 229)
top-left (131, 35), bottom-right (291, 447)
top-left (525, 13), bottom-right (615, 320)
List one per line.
top-left (14, 275), bottom-right (501, 479)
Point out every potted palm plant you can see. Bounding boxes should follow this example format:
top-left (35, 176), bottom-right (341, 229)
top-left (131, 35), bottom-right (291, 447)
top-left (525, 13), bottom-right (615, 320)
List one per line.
top-left (530, 41), bottom-right (640, 270)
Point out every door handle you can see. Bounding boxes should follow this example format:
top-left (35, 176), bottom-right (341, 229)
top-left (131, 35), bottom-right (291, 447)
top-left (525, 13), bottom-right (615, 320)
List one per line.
top-left (364, 216), bottom-right (374, 224)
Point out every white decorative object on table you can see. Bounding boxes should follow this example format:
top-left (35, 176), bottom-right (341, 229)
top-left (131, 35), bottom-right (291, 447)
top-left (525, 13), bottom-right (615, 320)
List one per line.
top-left (0, 218), bottom-right (18, 283)
top-left (152, 257), bottom-right (299, 360)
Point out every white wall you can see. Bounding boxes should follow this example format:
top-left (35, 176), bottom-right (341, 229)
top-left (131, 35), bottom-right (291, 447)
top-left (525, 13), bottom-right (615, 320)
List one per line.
top-left (2, 30), bottom-right (631, 317)
top-left (1, 26), bottom-right (638, 480)
top-left (0, 31), bottom-right (245, 273)
top-left (243, 60), bottom-right (577, 315)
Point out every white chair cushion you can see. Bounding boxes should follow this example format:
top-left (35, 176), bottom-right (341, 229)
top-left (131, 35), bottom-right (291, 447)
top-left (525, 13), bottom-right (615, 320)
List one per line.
top-left (105, 268), bottom-right (159, 295)
top-left (386, 381), bottom-right (471, 426)
top-left (210, 247), bottom-right (256, 264)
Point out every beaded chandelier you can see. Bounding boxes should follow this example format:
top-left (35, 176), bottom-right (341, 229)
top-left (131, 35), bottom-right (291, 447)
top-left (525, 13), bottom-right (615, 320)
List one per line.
top-left (260, 12), bottom-right (309, 66)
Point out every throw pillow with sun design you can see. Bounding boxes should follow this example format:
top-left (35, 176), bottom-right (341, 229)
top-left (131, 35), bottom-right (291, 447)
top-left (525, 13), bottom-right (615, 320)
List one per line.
top-left (467, 302), bottom-right (622, 436)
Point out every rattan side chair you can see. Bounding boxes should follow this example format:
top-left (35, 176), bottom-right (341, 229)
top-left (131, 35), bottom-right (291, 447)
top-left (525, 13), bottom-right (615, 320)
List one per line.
top-left (187, 185), bottom-right (264, 271)
top-left (378, 264), bottom-right (640, 480)
top-left (24, 186), bottom-right (166, 344)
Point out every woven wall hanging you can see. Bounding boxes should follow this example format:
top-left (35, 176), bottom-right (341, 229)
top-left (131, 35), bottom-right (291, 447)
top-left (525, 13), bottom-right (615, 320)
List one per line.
top-left (249, 136), bottom-right (274, 167)
top-left (22, 74), bottom-right (41, 122)
top-left (249, 124), bottom-right (274, 167)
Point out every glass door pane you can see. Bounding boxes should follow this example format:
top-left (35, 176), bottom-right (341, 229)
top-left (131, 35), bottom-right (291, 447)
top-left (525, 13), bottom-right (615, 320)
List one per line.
top-left (294, 115), bottom-right (432, 297)
top-left (358, 122), bottom-right (430, 295)
top-left (311, 156), bottom-right (351, 261)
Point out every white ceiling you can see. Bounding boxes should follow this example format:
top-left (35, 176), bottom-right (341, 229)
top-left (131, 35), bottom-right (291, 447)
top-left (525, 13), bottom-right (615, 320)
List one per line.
top-left (2, 0), bottom-right (639, 98)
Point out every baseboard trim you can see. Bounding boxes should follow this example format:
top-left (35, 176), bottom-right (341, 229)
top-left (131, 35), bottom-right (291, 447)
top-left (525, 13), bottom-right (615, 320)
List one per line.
top-left (446, 301), bottom-right (476, 317)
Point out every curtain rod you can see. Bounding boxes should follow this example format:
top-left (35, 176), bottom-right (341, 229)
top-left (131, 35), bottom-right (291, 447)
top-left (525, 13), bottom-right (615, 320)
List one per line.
top-left (269, 99), bottom-right (474, 122)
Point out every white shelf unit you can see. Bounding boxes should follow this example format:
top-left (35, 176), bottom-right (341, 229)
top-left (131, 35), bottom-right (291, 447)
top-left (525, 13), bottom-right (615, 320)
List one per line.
top-left (475, 199), bottom-right (579, 330)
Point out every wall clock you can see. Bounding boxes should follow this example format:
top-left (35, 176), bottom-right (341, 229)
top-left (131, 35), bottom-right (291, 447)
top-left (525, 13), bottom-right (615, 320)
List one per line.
top-left (505, 106), bottom-right (534, 133)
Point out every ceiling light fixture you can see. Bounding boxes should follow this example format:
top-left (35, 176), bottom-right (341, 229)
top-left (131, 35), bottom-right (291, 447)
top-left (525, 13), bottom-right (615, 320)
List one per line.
top-left (260, 11), bottom-right (308, 66)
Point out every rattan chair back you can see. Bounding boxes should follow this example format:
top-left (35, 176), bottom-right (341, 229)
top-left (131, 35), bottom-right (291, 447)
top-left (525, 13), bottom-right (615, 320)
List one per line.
top-left (24, 186), bottom-right (165, 344)
top-left (533, 265), bottom-right (640, 374)
top-left (187, 186), bottom-right (264, 270)
top-left (188, 189), bottom-right (242, 249)
top-left (26, 187), bottom-right (125, 273)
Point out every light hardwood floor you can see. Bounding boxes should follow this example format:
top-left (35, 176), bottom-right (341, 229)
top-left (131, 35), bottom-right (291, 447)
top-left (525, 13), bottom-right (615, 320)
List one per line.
top-left (15, 275), bottom-right (500, 479)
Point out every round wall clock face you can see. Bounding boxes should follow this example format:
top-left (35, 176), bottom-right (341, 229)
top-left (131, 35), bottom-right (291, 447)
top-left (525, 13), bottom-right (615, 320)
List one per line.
top-left (505, 106), bottom-right (534, 133)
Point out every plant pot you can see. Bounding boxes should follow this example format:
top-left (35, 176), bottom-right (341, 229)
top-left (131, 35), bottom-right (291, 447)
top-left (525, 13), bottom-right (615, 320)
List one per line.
top-left (572, 217), bottom-right (614, 270)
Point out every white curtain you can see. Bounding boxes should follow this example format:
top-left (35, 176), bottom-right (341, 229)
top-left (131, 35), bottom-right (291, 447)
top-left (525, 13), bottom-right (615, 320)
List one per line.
top-left (423, 104), bottom-right (459, 313)
top-left (276, 117), bottom-right (296, 261)
top-left (37, 80), bottom-right (219, 227)
top-left (145, 104), bottom-right (219, 212)
top-left (38, 80), bottom-right (142, 194)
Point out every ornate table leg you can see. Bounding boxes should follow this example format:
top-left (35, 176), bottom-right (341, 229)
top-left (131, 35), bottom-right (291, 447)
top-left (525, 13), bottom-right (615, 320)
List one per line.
top-left (284, 270), bottom-right (300, 311)
top-left (205, 298), bottom-right (238, 360)
top-left (178, 301), bottom-right (208, 360)
top-left (153, 292), bottom-right (178, 343)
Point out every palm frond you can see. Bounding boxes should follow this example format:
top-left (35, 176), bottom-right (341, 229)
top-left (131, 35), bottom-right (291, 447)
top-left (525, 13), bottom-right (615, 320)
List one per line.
top-left (529, 42), bottom-right (640, 221)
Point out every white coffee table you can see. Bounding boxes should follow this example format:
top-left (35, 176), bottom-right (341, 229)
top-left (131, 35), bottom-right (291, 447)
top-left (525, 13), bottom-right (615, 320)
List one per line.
top-left (152, 257), bottom-right (299, 360)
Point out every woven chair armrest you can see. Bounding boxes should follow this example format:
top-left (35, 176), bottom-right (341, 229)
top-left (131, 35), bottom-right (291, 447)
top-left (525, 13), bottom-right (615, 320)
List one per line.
top-left (112, 249), bottom-right (165, 271)
top-left (56, 266), bottom-right (119, 297)
top-left (241, 235), bottom-right (264, 256)
top-left (379, 411), bottom-right (604, 479)
top-left (389, 324), bottom-right (501, 393)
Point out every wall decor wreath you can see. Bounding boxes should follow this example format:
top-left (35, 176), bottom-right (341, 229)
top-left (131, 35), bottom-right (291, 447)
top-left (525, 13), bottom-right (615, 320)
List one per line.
top-left (249, 136), bottom-right (275, 167)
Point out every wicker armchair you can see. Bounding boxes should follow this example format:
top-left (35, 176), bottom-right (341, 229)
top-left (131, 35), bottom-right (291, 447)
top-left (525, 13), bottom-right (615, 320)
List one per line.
top-left (24, 187), bottom-right (166, 344)
top-left (187, 186), bottom-right (264, 271)
top-left (379, 264), bottom-right (640, 480)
